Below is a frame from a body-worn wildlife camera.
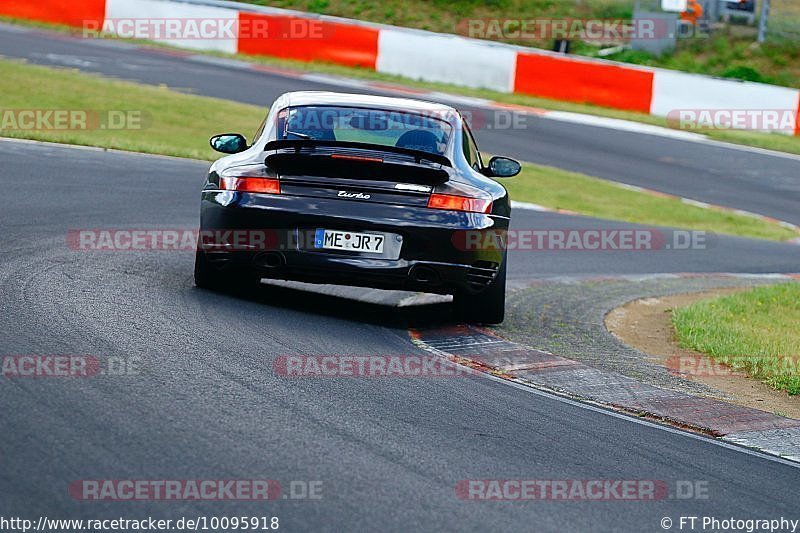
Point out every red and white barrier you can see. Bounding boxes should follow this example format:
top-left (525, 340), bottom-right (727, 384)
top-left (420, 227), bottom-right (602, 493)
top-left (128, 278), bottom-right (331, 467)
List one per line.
top-left (376, 29), bottom-right (517, 93)
top-left (2, 0), bottom-right (798, 135)
top-left (0, 0), bottom-right (105, 27)
top-left (650, 70), bottom-right (800, 135)
top-left (237, 11), bottom-right (378, 68)
top-left (105, 0), bottom-right (238, 53)
top-left (514, 52), bottom-right (655, 113)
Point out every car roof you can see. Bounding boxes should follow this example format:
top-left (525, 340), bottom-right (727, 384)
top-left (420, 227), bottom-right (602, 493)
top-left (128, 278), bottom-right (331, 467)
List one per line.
top-left (283, 91), bottom-right (459, 117)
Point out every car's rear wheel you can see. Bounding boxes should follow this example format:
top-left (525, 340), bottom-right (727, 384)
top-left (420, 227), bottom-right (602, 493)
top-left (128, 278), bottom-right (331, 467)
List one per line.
top-left (194, 249), bottom-right (221, 290)
top-left (453, 254), bottom-right (506, 324)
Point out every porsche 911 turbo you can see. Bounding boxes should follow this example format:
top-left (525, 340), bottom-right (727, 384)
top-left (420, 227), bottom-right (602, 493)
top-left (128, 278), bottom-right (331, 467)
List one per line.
top-left (195, 91), bottom-right (521, 323)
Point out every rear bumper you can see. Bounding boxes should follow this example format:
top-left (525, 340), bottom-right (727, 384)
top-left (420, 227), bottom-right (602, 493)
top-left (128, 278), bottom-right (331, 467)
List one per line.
top-left (199, 190), bottom-right (509, 294)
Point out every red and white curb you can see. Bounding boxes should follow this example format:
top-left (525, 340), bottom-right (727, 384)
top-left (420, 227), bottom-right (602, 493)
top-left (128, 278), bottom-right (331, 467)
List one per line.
top-left (410, 324), bottom-right (800, 463)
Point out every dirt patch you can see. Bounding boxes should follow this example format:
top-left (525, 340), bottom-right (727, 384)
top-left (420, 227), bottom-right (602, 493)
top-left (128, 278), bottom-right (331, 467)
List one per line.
top-left (605, 288), bottom-right (800, 420)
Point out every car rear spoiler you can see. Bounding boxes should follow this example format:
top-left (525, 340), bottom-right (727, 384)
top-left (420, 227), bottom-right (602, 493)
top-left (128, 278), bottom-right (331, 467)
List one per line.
top-left (263, 139), bottom-right (451, 185)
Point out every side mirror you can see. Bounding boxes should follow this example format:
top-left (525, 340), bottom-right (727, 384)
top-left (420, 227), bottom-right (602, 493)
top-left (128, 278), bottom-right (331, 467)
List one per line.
top-left (486, 156), bottom-right (521, 178)
top-left (210, 133), bottom-right (247, 154)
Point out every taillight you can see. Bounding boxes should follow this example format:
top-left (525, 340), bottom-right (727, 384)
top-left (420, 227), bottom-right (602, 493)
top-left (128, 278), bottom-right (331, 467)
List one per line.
top-left (427, 193), bottom-right (492, 214)
top-left (220, 176), bottom-right (281, 194)
top-left (218, 164), bottom-right (280, 194)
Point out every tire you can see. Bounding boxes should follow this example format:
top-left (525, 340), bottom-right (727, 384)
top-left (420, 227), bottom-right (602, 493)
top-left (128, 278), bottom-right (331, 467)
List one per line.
top-left (194, 249), bottom-right (258, 293)
top-left (194, 249), bottom-right (220, 290)
top-left (453, 255), bottom-right (507, 325)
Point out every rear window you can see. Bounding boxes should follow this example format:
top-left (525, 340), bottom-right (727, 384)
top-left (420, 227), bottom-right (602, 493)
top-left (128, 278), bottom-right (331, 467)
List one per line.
top-left (277, 106), bottom-right (453, 156)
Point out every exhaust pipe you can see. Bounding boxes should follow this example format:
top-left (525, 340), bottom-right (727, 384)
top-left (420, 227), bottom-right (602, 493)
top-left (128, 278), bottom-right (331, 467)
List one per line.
top-left (255, 252), bottom-right (285, 268)
top-left (410, 265), bottom-right (441, 285)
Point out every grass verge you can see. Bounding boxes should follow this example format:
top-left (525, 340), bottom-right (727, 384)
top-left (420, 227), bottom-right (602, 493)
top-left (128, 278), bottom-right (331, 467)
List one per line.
top-left (0, 57), bottom-right (261, 160)
top-left (502, 164), bottom-right (797, 241)
top-left (1, 58), bottom-right (796, 241)
top-left (672, 283), bottom-right (800, 395)
top-left (3, 16), bottom-right (800, 156)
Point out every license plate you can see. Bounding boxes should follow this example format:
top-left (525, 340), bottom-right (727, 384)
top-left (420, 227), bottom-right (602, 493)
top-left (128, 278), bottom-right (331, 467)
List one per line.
top-left (314, 229), bottom-right (385, 254)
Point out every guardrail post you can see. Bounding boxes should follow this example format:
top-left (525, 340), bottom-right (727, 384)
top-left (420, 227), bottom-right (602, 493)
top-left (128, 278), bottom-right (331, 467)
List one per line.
top-left (757, 0), bottom-right (770, 42)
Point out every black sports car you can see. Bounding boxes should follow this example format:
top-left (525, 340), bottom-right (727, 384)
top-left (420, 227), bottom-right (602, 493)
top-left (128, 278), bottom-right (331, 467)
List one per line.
top-left (196, 91), bottom-right (520, 323)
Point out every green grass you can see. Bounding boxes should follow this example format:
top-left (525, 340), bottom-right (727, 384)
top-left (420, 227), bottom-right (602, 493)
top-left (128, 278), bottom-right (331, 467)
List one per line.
top-left (0, 59), bottom-right (262, 160)
top-left (606, 33), bottom-right (800, 89)
top-left (672, 283), bottom-right (800, 395)
top-left (3, 15), bottom-right (800, 157)
top-left (1, 58), bottom-right (797, 242)
top-left (502, 163), bottom-right (797, 241)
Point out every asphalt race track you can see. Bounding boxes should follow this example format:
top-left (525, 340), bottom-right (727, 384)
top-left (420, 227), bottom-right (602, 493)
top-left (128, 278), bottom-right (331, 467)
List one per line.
top-left (1, 21), bottom-right (800, 533)
top-left (1, 22), bottom-right (800, 225)
top-left (1, 138), bottom-right (799, 531)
